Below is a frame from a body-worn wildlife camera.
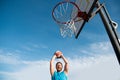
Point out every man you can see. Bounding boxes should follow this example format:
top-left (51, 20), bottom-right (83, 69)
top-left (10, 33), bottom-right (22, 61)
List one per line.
top-left (50, 51), bottom-right (69, 80)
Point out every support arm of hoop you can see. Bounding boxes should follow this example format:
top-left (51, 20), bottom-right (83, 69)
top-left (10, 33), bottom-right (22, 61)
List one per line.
top-left (77, 3), bottom-right (104, 22)
top-left (89, 3), bottom-right (104, 20)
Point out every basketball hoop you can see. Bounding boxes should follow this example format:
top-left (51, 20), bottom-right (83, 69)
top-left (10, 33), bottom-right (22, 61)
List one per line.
top-left (52, 1), bottom-right (90, 38)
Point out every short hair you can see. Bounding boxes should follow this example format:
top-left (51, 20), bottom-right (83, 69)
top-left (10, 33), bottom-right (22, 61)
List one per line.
top-left (56, 62), bottom-right (63, 67)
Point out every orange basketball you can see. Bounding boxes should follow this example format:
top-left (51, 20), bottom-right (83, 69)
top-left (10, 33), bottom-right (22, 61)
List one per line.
top-left (55, 51), bottom-right (62, 58)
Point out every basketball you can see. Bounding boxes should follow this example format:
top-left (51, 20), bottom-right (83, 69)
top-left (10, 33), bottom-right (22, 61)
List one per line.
top-left (55, 51), bottom-right (62, 58)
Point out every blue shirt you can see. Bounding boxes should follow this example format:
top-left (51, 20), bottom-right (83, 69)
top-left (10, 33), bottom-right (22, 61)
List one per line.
top-left (52, 71), bottom-right (68, 80)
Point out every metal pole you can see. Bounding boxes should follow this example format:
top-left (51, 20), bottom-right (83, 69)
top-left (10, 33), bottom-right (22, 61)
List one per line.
top-left (102, 5), bottom-right (120, 46)
top-left (96, 1), bottom-right (120, 65)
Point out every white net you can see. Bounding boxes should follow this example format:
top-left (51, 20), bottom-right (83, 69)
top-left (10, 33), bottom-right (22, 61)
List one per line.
top-left (59, 20), bottom-right (76, 37)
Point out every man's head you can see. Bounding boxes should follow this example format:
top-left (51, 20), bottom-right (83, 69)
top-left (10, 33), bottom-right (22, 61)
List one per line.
top-left (56, 62), bottom-right (63, 72)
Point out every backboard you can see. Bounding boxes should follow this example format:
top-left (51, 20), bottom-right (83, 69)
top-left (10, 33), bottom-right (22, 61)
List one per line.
top-left (71, 0), bottom-right (98, 38)
top-left (52, 0), bottom-right (98, 38)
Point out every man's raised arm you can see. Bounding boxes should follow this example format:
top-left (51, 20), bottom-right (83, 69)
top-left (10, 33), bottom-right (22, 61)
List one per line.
top-left (61, 54), bottom-right (69, 74)
top-left (50, 54), bottom-right (56, 76)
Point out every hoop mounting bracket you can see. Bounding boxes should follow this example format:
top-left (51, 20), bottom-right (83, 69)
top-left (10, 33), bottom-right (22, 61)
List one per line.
top-left (77, 12), bottom-right (89, 22)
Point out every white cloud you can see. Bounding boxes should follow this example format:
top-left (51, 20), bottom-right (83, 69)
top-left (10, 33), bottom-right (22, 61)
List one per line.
top-left (0, 54), bottom-right (120, 80)
top-left (79, 42), bottom-right (114, 57)
top-left (22, 46), bottom-right (33, 51)
top-left (0, 60), bottom-right (50, 80)
top-left (89, 42), bottom-right (114, 54)
top-left (14, 62), bottom-right (50, 80)
top-left (0, 54), bottom-right (20, 65)
top-left (69, 54), bottom-right (120, 80)
top-left (0, 42), bottom-right (120, 80)
top-left (20, 43), bottom-right (49, 52)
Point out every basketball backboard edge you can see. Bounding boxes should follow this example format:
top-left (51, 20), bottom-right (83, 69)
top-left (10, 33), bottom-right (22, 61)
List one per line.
top-left (75, 0), bottom-right (98, 39)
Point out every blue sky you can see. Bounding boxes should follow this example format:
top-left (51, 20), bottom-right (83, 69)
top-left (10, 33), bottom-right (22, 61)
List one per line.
top-left (0, 0), bottom-right (120, 80)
